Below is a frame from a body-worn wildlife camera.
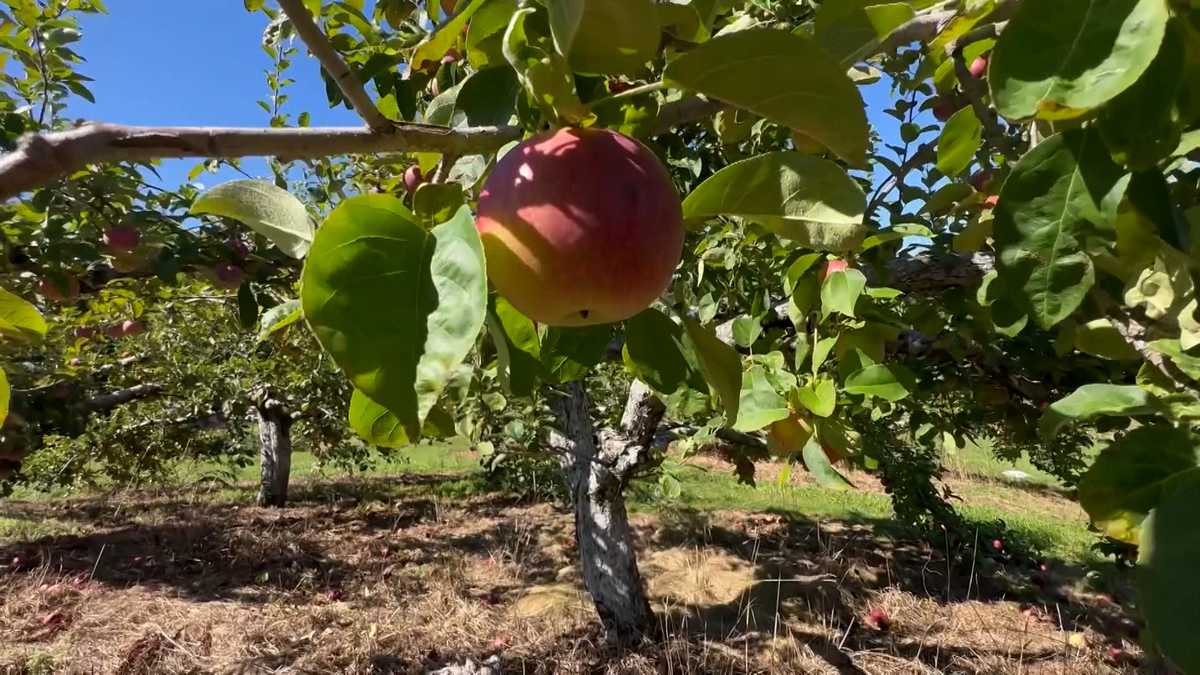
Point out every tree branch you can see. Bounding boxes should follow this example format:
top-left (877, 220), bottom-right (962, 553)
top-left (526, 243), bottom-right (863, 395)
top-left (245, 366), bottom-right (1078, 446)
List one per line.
top-left (85, 383), bottom-right (163, 412)
top-left (0, 122), bottom-right (522, 200)
top-left (948, 25), bottom-right (1020, 161)
top-left (276, 0), bottom-right (392, 132)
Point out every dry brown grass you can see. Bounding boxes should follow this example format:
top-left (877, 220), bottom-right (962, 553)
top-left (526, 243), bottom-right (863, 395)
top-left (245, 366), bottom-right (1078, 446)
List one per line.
top-left (0, 476), bottom-right (1141, 674)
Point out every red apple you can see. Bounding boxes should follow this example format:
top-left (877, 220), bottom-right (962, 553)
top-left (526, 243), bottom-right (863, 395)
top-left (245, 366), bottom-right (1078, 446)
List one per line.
top-left (227, 237), bottom-right (250, 260)
top-left (608, 79), bottom-right (634, 94)
top-left (38, 275), bottom-right (79, 302)
top-left (404, 165), bottom-right (425, 193)
top-left (102, 225), bottom-right (140, 253)
top-left (213, 263), bottom-right (244, 289)
top-left (931, 99), bottom-right (957, 122)
top-left (983, 194), bottom-right (1000, 209)
top-left (865, 608), bottom-right (890, 631)
top-left (970, 170), bottom-right (992, 192)
top-left (73, 326), bottom-right (96, 340)
top-left (1107, 646), bottom-right (1124, 662)
top-left (991, 538), bottom-right (1004, 551)
top-left (475, 127), bottom-right (683, 326)
top-left (106, 320), bottom-right (145, 339)
top-left (441, 0), bottom-right (456, 15)
top-left (969, 56), bottom-right (988, 79)
top-left (819, 258), bottom-right (850, 283)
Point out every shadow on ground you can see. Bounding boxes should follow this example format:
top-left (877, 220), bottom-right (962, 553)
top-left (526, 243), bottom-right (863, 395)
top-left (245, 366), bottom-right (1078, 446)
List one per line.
top-left (0, 474), bottom-right (1138, 674)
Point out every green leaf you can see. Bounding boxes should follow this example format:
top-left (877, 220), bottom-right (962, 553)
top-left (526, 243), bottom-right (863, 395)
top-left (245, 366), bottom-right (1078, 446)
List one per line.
top-left (844, 363), bottom-right (913, 402)
top-left (682, 152), bottom-right (866, 252)
top-left (1139, 470), bottom-right (1200, 674)
top-left (349, 388), bottom-right (409, 447)
top-left (813, 0), bottom-right (915, 66)
top-left (664, 29), bottom-right (869, 166)
top-left (0, 287), bottom-right (45, 342)
top-left (413, 182), bottom-right (466, 225)
top-left (801, 435), bottom-right (853, 490)
top-left (820, 268), bottom-right (867, 320)
top-left (733, 365), bottom-right (790, 432)
top-left (258, 299), bottom-right (302, 341)
top-left (191, 180), bottom-right (314, 259)
top-left (1148, 339), bottom-right (1200, 383)
top-left (0, 369), bottom-right (8, 429)
top-left (1098, 20), bottom-right (1186, 169)
top-left (541, 324), bottom-right (612, 383)
top-left (548, 0), bottom-right (659, 75)
top-left (412, 0), bottom-right (488, 69)
top-left (1039, 384), bottom-right (1160, 439)
top-left (622, 308), bottom-right (691, 394)
top-left (466, 0), bottom-right (517, 68)
top-left (990, 0), bottom-right (1169, 120)
top-left (936, 106), bottom-right (982, 176)
top-left (1079, 426), bottom-right (1200, 544)
top-left (502, 6), bottom-right (593, 125)
top-left (1072, 318), bottom-right (1141, 361)
top-left (486, 296), bottom-right (543, 396)
top-left (681, 316), bottom-right (742, 425)
top-left (811, 335), bottom-right (837, 376)
top-left (993, 129), bottom-right (1130, 329)
top-left (454, 65), bottom-right (521, 126)
top-left (301, 197), bottom-right (487, 438)
top-left (731, 316), bottom-right (762, 348)
top-left (795, 377), bottom-right (836, 417)
top-left (658, 0), bottom-right (720, 43)
top-left (237, 282), bottom-right (258, 330)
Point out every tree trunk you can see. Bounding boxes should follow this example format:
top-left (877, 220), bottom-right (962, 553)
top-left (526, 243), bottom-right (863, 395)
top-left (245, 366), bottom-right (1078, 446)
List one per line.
top-left (550, 379), bottom-right (665, 646)
top-left (254, 391), bottom-right (294, 508)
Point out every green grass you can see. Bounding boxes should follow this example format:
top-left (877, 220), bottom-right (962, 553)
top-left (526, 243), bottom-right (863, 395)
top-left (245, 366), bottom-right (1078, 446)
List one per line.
top-left (3, 440), bottom-right (1098, 563)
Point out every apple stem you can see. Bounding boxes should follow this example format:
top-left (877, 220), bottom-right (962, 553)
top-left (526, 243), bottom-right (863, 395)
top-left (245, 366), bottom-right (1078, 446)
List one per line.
top-left (587, 81), bottom-right (668, 111)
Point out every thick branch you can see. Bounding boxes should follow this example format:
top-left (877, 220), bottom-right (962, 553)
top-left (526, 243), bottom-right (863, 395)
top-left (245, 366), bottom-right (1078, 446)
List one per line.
top-left (0, 122), bottom-right (522, 201)
top-left (85, 383), bottom-right (163, 412)
top-left (276, 0), bottom-right (391, 131)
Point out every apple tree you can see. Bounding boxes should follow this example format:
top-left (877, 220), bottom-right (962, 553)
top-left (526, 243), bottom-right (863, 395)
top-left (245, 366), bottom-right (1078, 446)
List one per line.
top-left (1, 0), bottom-right (1200, 665)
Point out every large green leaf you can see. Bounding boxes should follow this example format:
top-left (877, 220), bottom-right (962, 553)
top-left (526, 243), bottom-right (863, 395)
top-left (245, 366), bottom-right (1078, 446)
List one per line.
top-left (844, 363), bottom-right (913, 402)
top-left (990, 0), bottom-right (1169, 120)
top-left (486, 296), bottom-right (543, 397)
top-left (548, 0), bottom-right (659, 75)
top-left (1139, 470), bottom-right (1200, 674)
top-left (812, 0), bottom-right (915, 66)
top-left (733, 365), bottom-right (790, 432)
top-left (0, 368), bottom-right (8, 429)
top-left (664, 29), bottom-right (869, 166)
top-left (465, 0), bottom-right (516, 68)
top-left (801, 435), bottom-right (853, 490)
top-left (1078, 425), bottom-right (1200, 544)
top-left (993, 129), bottom-right (1130, 329)
top-left (349, 388), bottom-right (409, 447)
top-left (412, 0), bottom-right (488, 69)
top-left (1039, 384), bottom-right (1160, 439)
top-left (681, 316), bottom-right (742, 425)
top-left (541, 325), bottom-right (612, 383)
top-left (1149, 339), bottom-right (1200, 383)
top-left (502, 6), bottom-right (592, 124)
top-left (191, 180), bottom-right (314, 259)
top-left (795, 377), bottom-right (836, 418)
top-left (1098, 20), bottom-right (1186, 169)
top-left (936, 106), bottom-right (982, 176)
top-left (623, 308), bottom-right (691, 394)
top-left (0, 287), bottom-right (46, 342)
top-left (301, 197), bottom-right (487, 438)
top-left (258, 299), bottom-right (302, 341)
top-left (682, 152), bottom-right (866, 251)
top-left (820, 268), bottom-right (867, 320)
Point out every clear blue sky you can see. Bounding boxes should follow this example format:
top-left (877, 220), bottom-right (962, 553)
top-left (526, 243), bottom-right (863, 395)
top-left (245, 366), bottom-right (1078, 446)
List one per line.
top-left (68, 4), bottom-right (910, 194)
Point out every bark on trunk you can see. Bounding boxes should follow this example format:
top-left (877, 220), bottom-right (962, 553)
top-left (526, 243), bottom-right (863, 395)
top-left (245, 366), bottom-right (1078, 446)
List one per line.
top-left (254, 393), bottom-right (294, 508)
top-left (550, 379), bottom-right (665, 646)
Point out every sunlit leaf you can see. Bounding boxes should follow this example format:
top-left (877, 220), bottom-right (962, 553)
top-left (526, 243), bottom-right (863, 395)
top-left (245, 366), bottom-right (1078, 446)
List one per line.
top-left (191, 180), bottom-right (314, 259)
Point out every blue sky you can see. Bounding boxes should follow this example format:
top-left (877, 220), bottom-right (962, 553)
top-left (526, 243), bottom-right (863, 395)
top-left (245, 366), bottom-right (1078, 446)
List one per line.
top-left (69, 4), bottom-right (910, 193)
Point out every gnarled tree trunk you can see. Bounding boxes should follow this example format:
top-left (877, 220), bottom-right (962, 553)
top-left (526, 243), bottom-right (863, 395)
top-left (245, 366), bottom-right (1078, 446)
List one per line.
top-left (254, 389), bottom-right (294, 508)
top-left (550, 379), bottom-right (665, 646)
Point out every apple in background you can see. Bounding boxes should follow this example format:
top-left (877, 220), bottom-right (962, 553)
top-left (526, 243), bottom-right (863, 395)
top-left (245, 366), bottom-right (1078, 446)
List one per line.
top-left (441, 48), bottom-right (461, 65)
top-left (73, 326), bottom-right (96, 340)
top-left (102, 225), bottom-right (140, 253)
top-left (38, 275), bottom-right (79, 302)
top-left (865, 608), bottom-right (891, 631)
top-left (106, 320), bottom-right (145, 339)
top-left (991, 538), bottom-right (1004, 551)
top-left (983, 194), bottom-right (1000, 209)
top-left (475, 127), bottom-right (683, 326)
top-left (969, 56), bottom-right (988, 79)
top-left (970, 170), bottom-right (993, 193)
top-left (819, 258), bottom-right (850, 283)
top-left (227, 237), bottom-right (250, 260)
top-left (213, 263), bottom-right (244, 289)
top-left (404, 165), bottom-right (425, 193)
top-left (931, 98), bottom-right (958, 122)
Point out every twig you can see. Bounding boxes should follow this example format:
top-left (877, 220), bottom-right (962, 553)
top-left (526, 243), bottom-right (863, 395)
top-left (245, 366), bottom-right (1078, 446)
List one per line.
top-left (587, 80), bottom-right (667, 110)
top-left (947, 25), bottom-right (1020, 161)
top-left (433, 153), bottom-right (460, 183)
top-left (0, 122), bottom-right (521, 200)
top-left (276, 0), bottom-right (392, 132)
